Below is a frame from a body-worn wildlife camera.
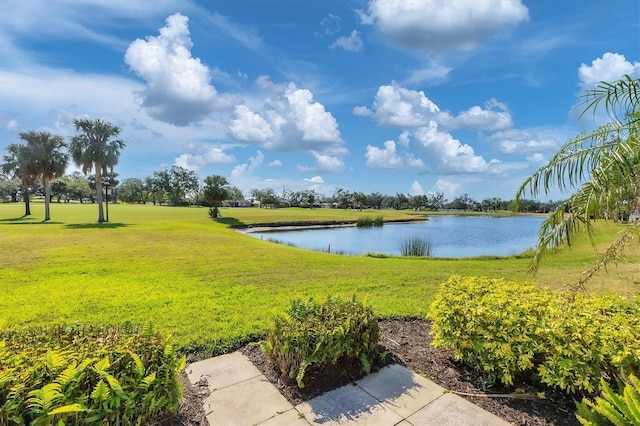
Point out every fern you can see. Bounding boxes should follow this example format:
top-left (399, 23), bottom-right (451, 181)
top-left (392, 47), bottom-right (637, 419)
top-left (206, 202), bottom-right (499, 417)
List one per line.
top-left (577, 375), bottom-right (640, 425)
top-left (90, 380), bottom-right (110, 402)
top-left (27, 383), bottom-right (64, 413)
top-left (44, 351), bottom-right (68, 372)
top-left (128, 350), bottom-right (144, 377)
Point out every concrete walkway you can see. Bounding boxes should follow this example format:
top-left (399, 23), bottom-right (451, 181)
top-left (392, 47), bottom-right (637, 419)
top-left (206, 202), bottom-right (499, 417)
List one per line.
top-left (186, 352), bottom-right (510, 426)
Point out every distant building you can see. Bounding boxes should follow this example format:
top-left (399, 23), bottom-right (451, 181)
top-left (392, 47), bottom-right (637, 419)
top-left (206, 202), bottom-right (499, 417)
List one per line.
top-left (223, 199), bottom-right (253, 208)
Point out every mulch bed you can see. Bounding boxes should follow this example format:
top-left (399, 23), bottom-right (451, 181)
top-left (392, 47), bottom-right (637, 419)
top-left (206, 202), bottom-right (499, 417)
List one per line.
top-left (173, 319), bottom-right (581, 425)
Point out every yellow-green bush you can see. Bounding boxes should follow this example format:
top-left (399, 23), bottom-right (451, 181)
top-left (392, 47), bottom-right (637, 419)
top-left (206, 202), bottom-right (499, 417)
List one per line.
top-left (0, 323), bottom-right (185, 425)
top-left (261, 295), bottom-right (381, 388)
top-left (428, 276), bottom-right (640, 394)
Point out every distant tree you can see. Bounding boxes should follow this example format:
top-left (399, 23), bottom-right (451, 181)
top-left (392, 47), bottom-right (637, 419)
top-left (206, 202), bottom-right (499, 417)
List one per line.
top-left (427, 192), bottom-right (446, 210)
top-left (367, 192), bottom-right (384, 209)
top-left (119, 178), bottom-right (145, 204)
top-left (203, 175), bottom-right (230, 218)
top-left (447, 193), bottom-right (475, 211)
top-left (2, 143), bottom-right (38, 216)
top-left (227, 186), bottom-right (244, 201)
top-left (353, 191), bottom-right (367, 211)
top-left (50, 177), bottom-right (68, 202)
top-left (0, 177), bottom-right (20, 202)
top-left (333, 188), bottom-right (353, 209)
top-left (149, 166), bottom-right (199, 206)
top-left (66, 172), bottom-right (92, 203)
top-left (250, 188), bottom-right (279, 208)
top-left (394, 193), bottom-right (409, 210)
top-left (409, 194), bottom-right (428, 210)
top-left (69, 118), bottom-right (125, 222)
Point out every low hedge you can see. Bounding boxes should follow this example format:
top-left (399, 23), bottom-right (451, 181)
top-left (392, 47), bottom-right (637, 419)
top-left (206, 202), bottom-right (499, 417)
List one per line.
top-left (428, 276), bottom-right (640, 394)
top-left (0, 323), bottom-right (185, 425)
top-left (261, 295), bottom-right (381, 388)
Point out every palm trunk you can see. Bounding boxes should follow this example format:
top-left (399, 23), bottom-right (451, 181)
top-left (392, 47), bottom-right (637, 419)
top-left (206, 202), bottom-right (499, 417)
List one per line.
top-left (95, 162), bottom-right (105, 222)
top-left (43, 176), bottom-right (51, 221)
top-left (23, 187), bottom-right (31, 216)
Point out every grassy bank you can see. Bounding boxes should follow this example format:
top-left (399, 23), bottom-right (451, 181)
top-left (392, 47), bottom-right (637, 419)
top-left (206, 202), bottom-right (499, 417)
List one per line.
top-left (1, 202), bottom-right (637, 358)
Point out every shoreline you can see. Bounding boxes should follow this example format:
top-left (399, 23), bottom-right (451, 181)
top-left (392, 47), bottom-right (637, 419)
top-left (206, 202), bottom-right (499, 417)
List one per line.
top-left (235, 218), bottom-right (426, 234)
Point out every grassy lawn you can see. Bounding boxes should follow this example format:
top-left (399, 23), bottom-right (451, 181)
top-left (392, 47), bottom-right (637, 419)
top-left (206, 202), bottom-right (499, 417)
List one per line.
top-left (1, 202), bottom-right (638, 359)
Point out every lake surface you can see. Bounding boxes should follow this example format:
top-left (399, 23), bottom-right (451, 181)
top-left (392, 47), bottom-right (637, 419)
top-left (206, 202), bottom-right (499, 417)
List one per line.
top-left (249, 215), bottom-right (545, 258)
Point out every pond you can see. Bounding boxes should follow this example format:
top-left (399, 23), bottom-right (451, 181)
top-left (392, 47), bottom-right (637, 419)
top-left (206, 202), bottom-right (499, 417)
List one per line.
top-left (248, 215), bottom-right (545, 258)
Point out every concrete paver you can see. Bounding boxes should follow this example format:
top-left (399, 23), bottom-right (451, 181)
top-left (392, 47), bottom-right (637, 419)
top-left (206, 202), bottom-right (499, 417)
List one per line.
top-left (296, 383), bottom-right (404, 425)
top-left (406, 392), bottom-right (510, 426)
top-left (257, 408), bottom-right (311, 426)
top-left (186, 351), bottom-right (511, 425)
top-left (203, 375), bottom-right (293, 426)
top-left (357, 363), bottom-right (445, 418)
top-left (186, 352), bottom-right (261, 391)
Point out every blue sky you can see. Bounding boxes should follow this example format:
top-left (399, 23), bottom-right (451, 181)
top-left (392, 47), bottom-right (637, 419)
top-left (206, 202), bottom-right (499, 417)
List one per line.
top-left (1, 0), bottom-right (638, 201)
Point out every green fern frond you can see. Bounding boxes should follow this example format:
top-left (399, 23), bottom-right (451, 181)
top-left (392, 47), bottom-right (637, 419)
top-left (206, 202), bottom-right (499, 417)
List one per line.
top-left (90, 380), bottom-right (110, 402)
top-left (55, 364), bottom-right (80, 387)
top-left (93, 357), bottom-right (110, 373)
top-left (177, 355), bottom-right (186, 372)
top-left (45, 351), bottom-right (68, 372)
top-left (27, 383), bottom-right (64, 412)
top-left (103, 373), bottom-right (123, 394)
top-left (128, 350), bottom-right (144, 377)
top-left (48, 403), bottom-right (87, 416)
top-left (140, 372), bottom-right (156, 390)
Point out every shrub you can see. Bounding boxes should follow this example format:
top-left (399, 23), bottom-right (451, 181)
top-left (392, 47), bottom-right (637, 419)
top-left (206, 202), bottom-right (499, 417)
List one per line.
top-left (261, 295), bottom-right (381, 388)
top-left (428, 276), bottom-right (640, 394)
top-left (576, 375), bottom-right (640, 425)
top-left (356, 216), bottom-right (383, 228)
top-left (0, 323), bottom-right (185, 425)
top-left (399, 236), bottom-right (435, 256)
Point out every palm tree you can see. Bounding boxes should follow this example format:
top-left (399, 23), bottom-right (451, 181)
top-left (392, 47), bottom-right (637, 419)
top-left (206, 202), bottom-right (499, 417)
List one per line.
top-left (20, 131), bottom-right (68, 221)
top-left (69, 118), bottom-right (125, 223)
top-left (2, 143), bottom-right (37, 216)
top-left (203, 175), bottom-right (230, 218)
top-left (514, 75), bottom-right (640, 289)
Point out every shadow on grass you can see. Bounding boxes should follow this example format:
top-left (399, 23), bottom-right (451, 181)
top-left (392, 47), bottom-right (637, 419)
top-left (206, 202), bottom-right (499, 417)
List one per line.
top-left (0, 217), bottom-right (63, 225)
top-left (213, 217), bottom-right (246, 228)
top-left (65, 222), bottom-right (130, 229)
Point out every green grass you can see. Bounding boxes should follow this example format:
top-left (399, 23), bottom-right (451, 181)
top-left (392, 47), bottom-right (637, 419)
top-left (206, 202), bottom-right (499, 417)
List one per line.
top-left (1, 202), bottom-right (638, 359)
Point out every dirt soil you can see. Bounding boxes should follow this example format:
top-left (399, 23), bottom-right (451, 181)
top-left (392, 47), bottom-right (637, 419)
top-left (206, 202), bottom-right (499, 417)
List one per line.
top-left (172, 319), bottom-right (580, 425)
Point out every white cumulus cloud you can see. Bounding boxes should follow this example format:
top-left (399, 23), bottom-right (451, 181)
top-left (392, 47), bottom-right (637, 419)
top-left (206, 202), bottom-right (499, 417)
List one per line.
top-left (413, 121), bottom-right (489, 173)
top-left (409, 181), bottom-right (424, 196)
top-left (304, 176), bottom-right (324, 183)
top-left (359, 0), bottom-right (528, 52)
top-left (440, 99), bottom-right (512, 131)
top-left (125, 13), bottom-right (236, 126)
top-left (229, 81), bottom-right (343, 155)
top-left (354, 84), bottom-right (441, 127)
top-left (356, 84), bottom-right (513, 132)
top-left (174, 145), bottom-right (236, 171)
top-left (578, 52), bottom-right (640, 90)
top-left (297, 152), bottom-right (345, 173)
top-left (365, 140), bottom-right (404, 169)
top-left (487, 129), bottom-right (558, 154)
top-left (229, 105), bottom-right (274, 142)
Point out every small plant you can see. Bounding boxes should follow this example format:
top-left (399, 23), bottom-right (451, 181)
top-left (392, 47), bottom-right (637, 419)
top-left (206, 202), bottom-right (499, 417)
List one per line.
top-left (576, 375), bottom-right (640, 425)
top-left (399, 236), bottom-right (435, 256)
top-left (356, 216), bottom-right (384, 228)
top-left (261, 295), bottom-right (381, 388)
